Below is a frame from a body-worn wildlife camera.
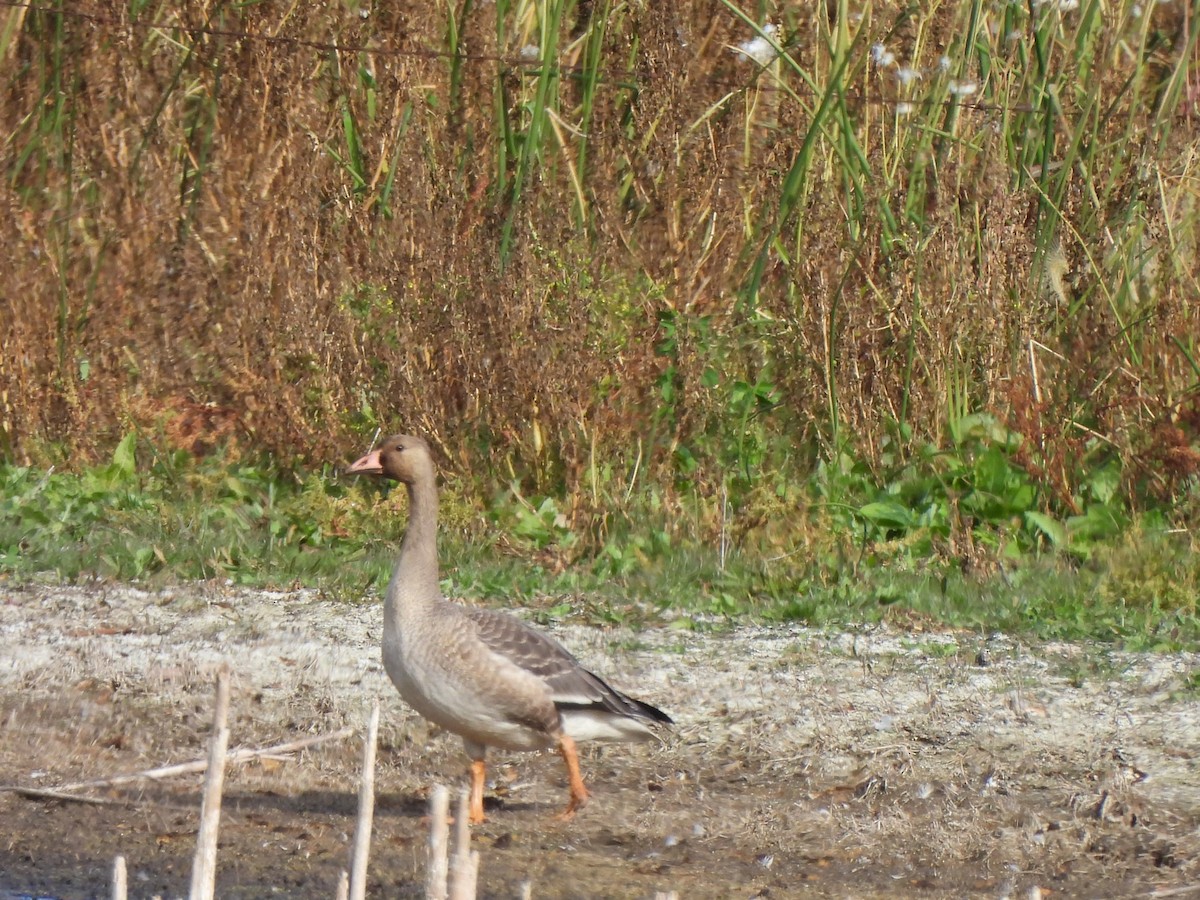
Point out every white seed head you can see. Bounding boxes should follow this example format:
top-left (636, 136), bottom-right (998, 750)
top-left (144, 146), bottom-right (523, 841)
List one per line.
top-left (735, 35), bottom-right (779, 65)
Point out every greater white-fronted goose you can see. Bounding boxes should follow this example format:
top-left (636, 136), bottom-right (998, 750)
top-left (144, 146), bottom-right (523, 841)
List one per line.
top-left (347, 434), bottom-right (672, 823)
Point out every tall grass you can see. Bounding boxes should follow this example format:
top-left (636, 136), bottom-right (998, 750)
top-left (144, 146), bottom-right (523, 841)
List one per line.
top-left (0, 0), bottom-right (1196, 564)
top-left (497, 0), bottom-right (566, 262)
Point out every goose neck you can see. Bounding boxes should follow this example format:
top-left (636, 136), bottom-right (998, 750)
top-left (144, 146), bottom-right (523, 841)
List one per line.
top-left (386, 476), bottom-right (441, 616)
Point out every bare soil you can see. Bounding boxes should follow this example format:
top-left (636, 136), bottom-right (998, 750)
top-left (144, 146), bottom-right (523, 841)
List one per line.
top-left (2, 582), bottom-right (1198, 899)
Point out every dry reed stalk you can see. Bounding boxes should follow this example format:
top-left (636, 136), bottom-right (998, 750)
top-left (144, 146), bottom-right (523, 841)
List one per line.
top-left (448, 788), bottom-right (479, 900)
top-left (4, 786), bottom-right (122, 805)
top-left (111, 855), bottom-right (127, 900)
top-left (347, 700), bottom-right (381, 900)
top-left (188, 664), bottom-right (232, 900)
top-left (426, 784), bottom-right (451, 900)
top-left (335, 870), bottom-right (349, 900)
top-left (1028, 338), bottom-right (1042, 404)
top-left (1, 728), bottom-right (355, 800)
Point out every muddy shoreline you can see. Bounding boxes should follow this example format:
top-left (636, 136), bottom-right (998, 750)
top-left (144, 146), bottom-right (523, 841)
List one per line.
top-left (2, 582), bottom-right (1198, 898)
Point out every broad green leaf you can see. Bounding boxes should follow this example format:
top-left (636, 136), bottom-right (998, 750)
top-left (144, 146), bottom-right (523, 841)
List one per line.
top-left (1088, 462), bottom-right (1121, 504)
top-left (1024, 511), bottom-right (1067, 548)
top-left (112, 432), bottom-right (137, 479)
top-left (858, 501), bottom-right (914, 529)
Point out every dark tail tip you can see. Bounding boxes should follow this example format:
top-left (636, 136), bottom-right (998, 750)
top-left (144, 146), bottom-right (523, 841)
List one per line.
top-left (635, 698), bottom-right (674, 725)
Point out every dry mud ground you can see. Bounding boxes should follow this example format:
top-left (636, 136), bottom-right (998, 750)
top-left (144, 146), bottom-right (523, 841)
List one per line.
top-left (1, 583), bottom-right (1198, 899)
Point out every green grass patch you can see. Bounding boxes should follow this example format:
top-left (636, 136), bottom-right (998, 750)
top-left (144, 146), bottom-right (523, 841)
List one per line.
top-left (1, 432), bottom-right (1197, 650)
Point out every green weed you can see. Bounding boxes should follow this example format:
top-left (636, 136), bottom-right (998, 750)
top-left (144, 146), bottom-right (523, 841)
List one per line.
top-left (3, 427), bottom-right (1186, 659)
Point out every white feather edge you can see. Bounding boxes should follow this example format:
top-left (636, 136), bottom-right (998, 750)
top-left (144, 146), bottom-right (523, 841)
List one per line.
top-left (559, 708), bottom-right (659, 742)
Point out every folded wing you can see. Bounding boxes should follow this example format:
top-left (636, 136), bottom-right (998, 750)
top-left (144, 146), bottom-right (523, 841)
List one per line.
top-left (464, 606), bottom-right (673, 740)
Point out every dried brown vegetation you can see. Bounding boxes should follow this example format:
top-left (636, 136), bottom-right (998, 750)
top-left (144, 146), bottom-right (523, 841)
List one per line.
top-left (1, 0), bottom-right (1197, 513)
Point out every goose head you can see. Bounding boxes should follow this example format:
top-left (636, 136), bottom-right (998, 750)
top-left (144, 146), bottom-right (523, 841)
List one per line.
top-left (346, 434), bottom-right (434, 486)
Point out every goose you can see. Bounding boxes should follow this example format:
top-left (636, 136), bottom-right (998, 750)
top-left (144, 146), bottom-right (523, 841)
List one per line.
top-left (347, 434), bottom-right (672, 823)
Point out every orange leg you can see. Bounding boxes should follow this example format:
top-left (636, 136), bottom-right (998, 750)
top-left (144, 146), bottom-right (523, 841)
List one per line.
top-left (554, 734), bottom-right (590, 820)
top-left (468, 758), bottom-right (488, 824)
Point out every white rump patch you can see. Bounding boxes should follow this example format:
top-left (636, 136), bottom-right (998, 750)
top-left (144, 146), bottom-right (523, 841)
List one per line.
top-left (560, 709), bottom-right (658, 743)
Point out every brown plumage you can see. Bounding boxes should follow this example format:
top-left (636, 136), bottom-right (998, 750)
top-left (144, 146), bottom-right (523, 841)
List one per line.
top-left (347, 434), bottom-right (671, 823)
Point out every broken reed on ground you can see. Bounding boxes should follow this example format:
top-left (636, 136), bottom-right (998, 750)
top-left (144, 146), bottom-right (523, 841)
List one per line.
top-left (1, 2), bottom-right (1197, 577)
top-left (6, 672), bottom-right (492, 900)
